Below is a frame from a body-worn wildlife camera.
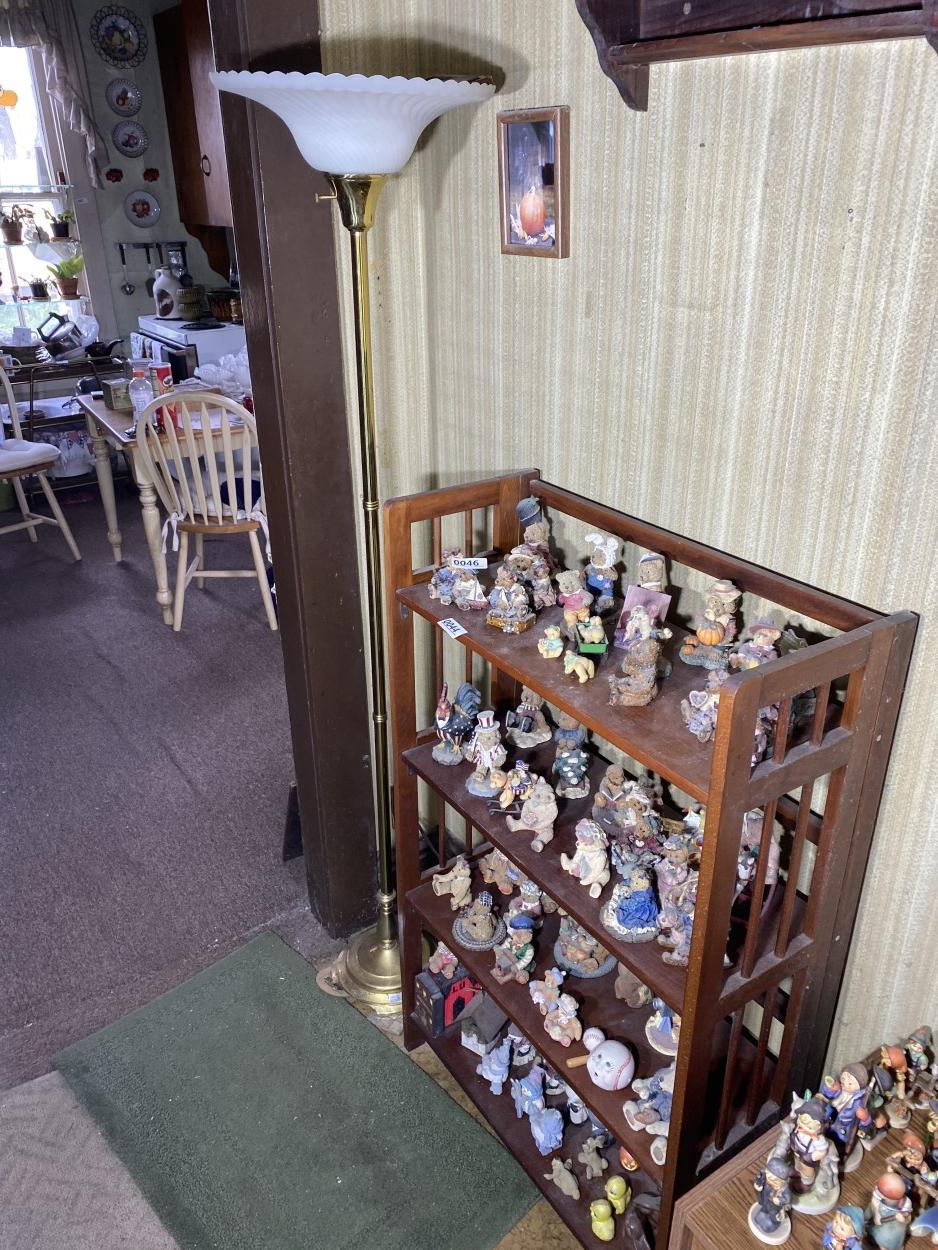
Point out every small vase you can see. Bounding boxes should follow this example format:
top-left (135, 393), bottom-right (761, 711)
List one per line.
top-left (56, 278), bottom-right (80, 300)
top-left (29, 283), bottom-right (49, 300)
top-left (2, 225), bottom-right (23, 245)
top-left (51, 222), bottom-right (71, 239)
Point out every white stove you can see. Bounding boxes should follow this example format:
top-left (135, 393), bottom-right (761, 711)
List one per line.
top-left (133, 315), bottom-right (246, 368)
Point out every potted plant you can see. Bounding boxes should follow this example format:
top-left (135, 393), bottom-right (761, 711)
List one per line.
top-left (27, 276), bottom-right (50, 299)
top-left (45, 208), bottom-right (75, 240)
top-left (48, 253), bottom-right (84, 300)
top-left (1, 205), bottom-right (28, 245)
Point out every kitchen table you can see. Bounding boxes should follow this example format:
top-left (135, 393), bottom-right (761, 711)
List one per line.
top-left (76, 393), bottom-right (176, 624)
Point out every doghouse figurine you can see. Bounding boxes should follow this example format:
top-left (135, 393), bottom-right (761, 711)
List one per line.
top-left (414, 961), bottom-right (480, 1038)
top-left (460, 992), bottom-right (509, 1056)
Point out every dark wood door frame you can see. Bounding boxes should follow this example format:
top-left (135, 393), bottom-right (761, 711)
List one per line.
top-left (206, 0), bottom-right (377, 937)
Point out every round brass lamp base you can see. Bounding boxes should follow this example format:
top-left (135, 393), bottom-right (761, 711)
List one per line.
top-left (336, 925), bottom-right (403, 1016)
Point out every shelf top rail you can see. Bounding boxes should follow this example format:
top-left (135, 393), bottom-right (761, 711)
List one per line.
top-left (524, 476), bottom-right (881, 634)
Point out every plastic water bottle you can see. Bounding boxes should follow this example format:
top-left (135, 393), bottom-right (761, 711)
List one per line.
top-left (128, 367), bottom-right (151, 432)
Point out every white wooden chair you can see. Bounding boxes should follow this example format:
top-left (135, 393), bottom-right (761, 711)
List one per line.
top-left (134, 391), bottom-right (277, 632)
top-left (0, 363), bottom-right (81, 561)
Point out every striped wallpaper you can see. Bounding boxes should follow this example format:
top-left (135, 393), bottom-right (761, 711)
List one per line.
top-left (319, 1), bottom-right (938, 1066)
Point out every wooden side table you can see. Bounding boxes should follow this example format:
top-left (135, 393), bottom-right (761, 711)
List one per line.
top-left (670, 1117), bottom-right (929, 1250)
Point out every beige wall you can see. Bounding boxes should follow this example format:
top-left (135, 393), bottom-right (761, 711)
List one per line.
top-left (320, 3), bottom-right (938, 1064)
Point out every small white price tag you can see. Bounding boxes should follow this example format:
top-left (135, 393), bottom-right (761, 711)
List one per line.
top-left (449, 556), bottom-right (487, 570)
top-left (438, 617), bottom-right (468, 639)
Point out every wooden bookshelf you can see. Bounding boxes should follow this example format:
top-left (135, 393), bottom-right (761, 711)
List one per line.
top-left (385, 470), bottom-right (916, 1248)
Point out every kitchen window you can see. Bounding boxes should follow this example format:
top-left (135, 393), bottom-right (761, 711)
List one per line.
top-left (0, 45), bottom-right (90, 335)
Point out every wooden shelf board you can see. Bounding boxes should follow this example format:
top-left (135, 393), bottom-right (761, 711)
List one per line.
top-left (408, 877), bottom-right (668, 1183)
top-left (404, 740), bottom-right (689, 1012)
top-left (610, 11), bottom-right (927, 65)
top-left (396, 579), bottom-right (715, 804)
top-left (417, 1020), bottom-right (660, 1248)
top-left (406, 738), bottom-right (814, 1032)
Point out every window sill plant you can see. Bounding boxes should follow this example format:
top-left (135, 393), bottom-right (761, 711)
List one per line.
top-left (48, 252), bottom-right (84, 300)
top-left (46, 209), bottom-right (75, 240)
top-left (1, 204), bottom-right (30, 245)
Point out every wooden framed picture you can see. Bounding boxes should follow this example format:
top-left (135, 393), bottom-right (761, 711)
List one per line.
top-left (497, 106), bottom-right (569, 259)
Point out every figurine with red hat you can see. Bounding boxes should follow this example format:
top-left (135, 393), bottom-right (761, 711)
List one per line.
top-left (880, 1044), bottom-right (912, 1128)
top-left (865, 1173), bottom-right (913, 1250)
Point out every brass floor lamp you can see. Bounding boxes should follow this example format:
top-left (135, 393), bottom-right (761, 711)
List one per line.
top-left (212, 70), bottom-right (494, 1009)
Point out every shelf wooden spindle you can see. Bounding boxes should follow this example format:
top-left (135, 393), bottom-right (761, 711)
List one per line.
top-left (739, 798), bottom-right (779, 978)
top-left (714, 1008), bottom-right (744, 1150)
top-left (746, 987), bottom-right (778, 1126)
top-left (775, 781), bottom-right (815, 957)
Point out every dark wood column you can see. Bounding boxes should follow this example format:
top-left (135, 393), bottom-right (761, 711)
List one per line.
top-left (206, 0), bottom-right (377, 936)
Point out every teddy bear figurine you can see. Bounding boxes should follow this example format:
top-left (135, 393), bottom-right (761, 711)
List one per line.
top-left (530, 558), bottom-right (557, 609)
top-left (544, 993), bottom-right (583, 1048)
top-left (537, 623), bottom-right (564, 659)
top-left (584, 531), bottom-right (620, 612)
top-left (506, 688), bottom-right (552, 748)
top-left (576, 614), bottom-right (608, 649)
top-left (506, 776), bottom-right (558, 852)
top-left (555, 568), bottom-right (594, 641)
top-left (560, 819), bottom-right (610, 898)
top-left (563, 650), bottom-right (596, 683)
top-left (479, 847), bottom-right (518, 896)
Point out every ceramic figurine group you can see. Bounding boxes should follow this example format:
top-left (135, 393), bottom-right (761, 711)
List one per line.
top-left (554, 911), bottom-right (616, 978)
top-left (506, 776), bottom-right (558, 852)
top-left (428, 547), bottom-right (487, 610)
top-left (427, 850), bottom-right (675, 1201)
top-left (748, 1023), bottom-right (938, 1249)
top-left (679, 592), bottom-right (788, 763)
top-left (622, 1063), bottom-right (674, 1167)
top-left (608, 605), bottom-right (673, 707)
top-left (574, 788), bottom-right (702, 970)
top-left (424, 505), bottom-right (805, 770)
top-left (543, 1155), bottom-right (632, 1242)
top-left (451, 890), bottom-right (507, 950)
top-left (429, 660), bottom-right (716, 982)
top-left (433, 682), bottom-right (482, 765)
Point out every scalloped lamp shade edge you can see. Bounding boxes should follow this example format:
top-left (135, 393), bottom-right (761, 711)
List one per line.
top-left (211, 70), bottom-right (495, 175)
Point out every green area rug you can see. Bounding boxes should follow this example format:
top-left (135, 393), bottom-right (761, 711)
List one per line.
top-left (55, 933), bottom-right (535, 1250)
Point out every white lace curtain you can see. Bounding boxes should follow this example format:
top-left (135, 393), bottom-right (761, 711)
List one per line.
top-left (0, 0), bottom-right (105, 187)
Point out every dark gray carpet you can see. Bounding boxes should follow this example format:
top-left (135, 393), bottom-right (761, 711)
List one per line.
top-left (0, 485), bottom-right (341, 1089)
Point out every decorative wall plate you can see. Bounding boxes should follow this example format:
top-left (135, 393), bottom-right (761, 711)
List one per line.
top-left (112, 119), bottom-right (148, 158)
top-left (106, 78), bottom-right (142, 117)
top-left (124, 189), bottom-right (160, 227)
top-left (90, 7), bottom-right (148, 68)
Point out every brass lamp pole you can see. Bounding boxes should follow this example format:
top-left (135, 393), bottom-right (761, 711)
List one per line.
top-left (211, 70), bottom-right (494, 1011)
top-left (325, 172), bottom-right (399, 1008)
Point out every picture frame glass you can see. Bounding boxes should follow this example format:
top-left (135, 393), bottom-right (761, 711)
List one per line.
top-left (504, 117), bottom-right (557, 251)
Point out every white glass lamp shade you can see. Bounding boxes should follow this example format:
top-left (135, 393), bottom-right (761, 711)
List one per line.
top-left (210, 71), bottom-right (494, 175)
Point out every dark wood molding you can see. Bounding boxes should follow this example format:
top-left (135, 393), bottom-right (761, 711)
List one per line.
top-left (206, 0), bottom-right (378, 937)
top-left (574, 0), bottom-right (649, 110)
top-left (574, 0), bottom-right (937, 109)
top-left (926, 0), bottom-right (938, 49)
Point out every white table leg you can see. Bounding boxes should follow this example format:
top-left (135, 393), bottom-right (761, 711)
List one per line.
top-left (134, 451), bottom-right (173, 625)
top-left (85, 411), bottom-right (122, 562)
